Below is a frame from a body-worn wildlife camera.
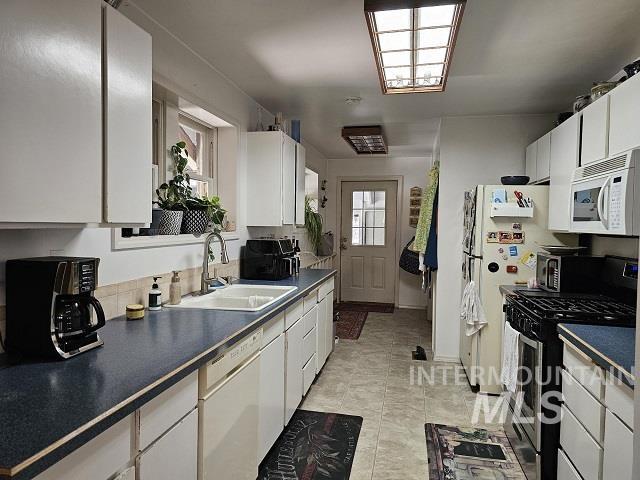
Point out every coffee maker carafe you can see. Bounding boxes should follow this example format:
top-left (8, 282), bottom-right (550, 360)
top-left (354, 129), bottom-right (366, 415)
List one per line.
top-left (6, 257), bottom-right (106, 359)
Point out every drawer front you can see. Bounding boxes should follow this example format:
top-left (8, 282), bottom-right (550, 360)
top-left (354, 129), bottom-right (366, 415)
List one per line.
top-left (262, 312), bottom-right (285, 347)
top-left (318, 278), bottom-right (335, 300)
top-left (303, 354), bottom-right (317, 395)
top-left (303, 290), bottom-right (319, 314)
top-left (560, 405), bottom-right (602, 480)
top-left (557, 449), bottom-right (582, 480)
top-left (285, 299), bottom-right (304, 330)
top-left (604, 374), bottom-right (634, 429)
top-left (603, 409), bottom-right (633, 480)
top-left (563, 343), bottom-right (605, 401)
top-left (303, 326), bottom-right (317, 364)
top-left (303, 305), bottom-right (318, 335)
top-left (140, 371), bottom-right (198, 451)
top-left (561, 369), bottom-right (605, 442)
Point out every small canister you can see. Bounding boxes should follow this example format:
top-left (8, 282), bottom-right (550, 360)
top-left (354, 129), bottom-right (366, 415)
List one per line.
top-left (126, 304), bottom-right (145, 321)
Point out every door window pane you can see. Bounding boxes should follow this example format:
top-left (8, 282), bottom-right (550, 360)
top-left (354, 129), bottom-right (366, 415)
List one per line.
top-left (351, 189), bottom-right (387, 246)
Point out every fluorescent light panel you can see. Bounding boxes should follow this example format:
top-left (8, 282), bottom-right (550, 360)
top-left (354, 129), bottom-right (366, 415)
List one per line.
top-left (366, 1), bottom-right (465, 94)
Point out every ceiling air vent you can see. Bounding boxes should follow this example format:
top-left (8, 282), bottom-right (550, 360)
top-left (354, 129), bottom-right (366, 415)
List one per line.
top-left (342, 126), bottom-right (388, 154)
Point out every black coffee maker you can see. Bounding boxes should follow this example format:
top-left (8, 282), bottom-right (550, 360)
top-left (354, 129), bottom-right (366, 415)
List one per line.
top-left (6, 257), bottom-right (106, 359)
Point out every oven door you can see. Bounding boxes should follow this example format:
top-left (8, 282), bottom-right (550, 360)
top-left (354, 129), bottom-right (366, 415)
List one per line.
top-left (570, 169), bottom-right (632, 235)
top-left (505, 404), bottom-right (541, 480)
top-left (511, 333), bottom-right (543, 451)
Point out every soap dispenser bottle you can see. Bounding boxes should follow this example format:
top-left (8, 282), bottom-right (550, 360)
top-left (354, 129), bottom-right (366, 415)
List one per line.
top-left (148, 277), bottom-right (162, 311)
top-left (169, 271), bottom-right (182, 305)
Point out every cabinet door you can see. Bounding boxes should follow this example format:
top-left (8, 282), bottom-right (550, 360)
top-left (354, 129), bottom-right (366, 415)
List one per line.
top-left (104, 6), bottom-right (152, 224)
top-left (602, 410), bottom-right (633, 480)
top-left (138, 409), bottom-right (197, 480)
top-left (282, 134), bottom-right (296, 225)
top-left (0, 0), bottom-right (102, 223)
top-left (295, 144), bottom-right (306, 226)
top-left (525, 142), bottom-right (537, 183)
top-left (285, 318), bottom-right (304, 425)
top-left (536, 132), bottom-right (551, 180)
top-left (325, 295), bottom-right (334, 359)
top-left (549, 115), bottom-right (580, 231)
top-left (609, 73), bottom-right (640, 156)
top-left (35, 415), bottom-right (132, 480)
top-left (258, 333), bottom-right (285, 464)
top-left (316, 296), bottom-right (328, 371)
top-left (581, 96), bottom-right (609, 166)
top-left (247, 132), bottom-right (284, 226)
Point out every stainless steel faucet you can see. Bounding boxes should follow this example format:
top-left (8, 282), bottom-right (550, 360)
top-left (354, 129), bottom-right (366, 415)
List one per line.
top-left (201, 231), bottom-right (230, 294)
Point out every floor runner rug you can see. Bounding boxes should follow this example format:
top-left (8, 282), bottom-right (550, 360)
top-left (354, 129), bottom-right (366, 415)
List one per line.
top-left (336, 302), bottom-right (394, 313)
top-left (425, 424), bottom-right (526, 479)
top-left (334, 310), bottom-right (367, 340)
top-left (258, 409), bottom-right (363, 480)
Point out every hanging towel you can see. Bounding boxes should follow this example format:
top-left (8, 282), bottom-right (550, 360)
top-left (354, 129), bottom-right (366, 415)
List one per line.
top-left (461, 280), bottom-right (487, 336)
top-left (413, 163), bottom-right (439, 253)
top-left (423, 186), bottom-right (438, 270)
top-left (501, 322), bottom-right (520, 394)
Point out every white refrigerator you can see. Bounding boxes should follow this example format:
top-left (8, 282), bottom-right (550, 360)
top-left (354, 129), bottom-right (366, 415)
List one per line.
top-left (459, 185), bottom-right (576, 394)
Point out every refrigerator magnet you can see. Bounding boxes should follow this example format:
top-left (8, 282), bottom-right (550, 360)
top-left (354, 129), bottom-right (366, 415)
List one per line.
top-left (519, 251), bottom-right (537, 269)
top-left (509, 246), bottom-right (518, 256)
top-left (506, 265), bottom-right (518, 273)
top-left (487, 232), bottom-right (499, 243)
top-left (512, 232), bottom-right (524, 243)
top-left (498, 231), bottom-right (513, 243)
top-left (512, 223), bottom-right (522, 231)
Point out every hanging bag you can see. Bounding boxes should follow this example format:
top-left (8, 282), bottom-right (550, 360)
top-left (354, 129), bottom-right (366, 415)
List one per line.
top-left (399, 237), bottom-right (421, 275)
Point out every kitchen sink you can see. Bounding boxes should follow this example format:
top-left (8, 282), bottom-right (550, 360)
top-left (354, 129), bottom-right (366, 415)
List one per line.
top-left (167, 284), bottom-right (298, 312)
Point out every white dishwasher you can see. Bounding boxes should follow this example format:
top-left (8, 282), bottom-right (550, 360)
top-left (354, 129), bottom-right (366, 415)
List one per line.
top-left (198, 329), bottom-right (262, 480)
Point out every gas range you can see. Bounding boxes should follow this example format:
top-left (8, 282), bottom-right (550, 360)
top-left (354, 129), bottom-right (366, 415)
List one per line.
top-left (507, 290), bottom-right (635, 336)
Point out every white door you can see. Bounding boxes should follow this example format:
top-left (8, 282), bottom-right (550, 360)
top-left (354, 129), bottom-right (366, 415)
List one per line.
top-left (340, 181), bottom-right (398, 303)
top-left (258, 333), bottom-right (285, 463)
top-left (138, 409), bottom-right (198, 480)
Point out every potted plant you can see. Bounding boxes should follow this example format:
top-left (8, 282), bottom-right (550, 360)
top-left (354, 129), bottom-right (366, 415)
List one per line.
top-left (304, 196), bottom-right (323, 255)
top-left (155, 141), bottom-right (191, 235)
top-left (182, 195), bottom-right (227, 235)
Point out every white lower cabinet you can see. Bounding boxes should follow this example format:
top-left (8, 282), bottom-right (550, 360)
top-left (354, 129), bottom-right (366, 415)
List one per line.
top-left (602, 410), bottom-right (633, 480)
top-left (138, 409), bottom-right (198, 480)
top-left (34, 415), bottom-right (133, 480)
top-left (316, 291), bottom-right (334, 371)
top-left (560, 405), bottom-right (602, 480)
top-left (285, 316), bottom-right (305, 425)
top-left (114, 466), bottom-right (135, 480)
top-left (303, 354), bottom-right (316, 395)
top-left (258, 332), bottom-right (285, 463)
top-left (557, 449), bottom-right (581, 480)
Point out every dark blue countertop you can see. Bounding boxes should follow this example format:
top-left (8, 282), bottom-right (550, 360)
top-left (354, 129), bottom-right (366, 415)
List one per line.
top-left (558, 323), bottom-right (636, 389)
top-left (0, 269), bottom-right (336, 479)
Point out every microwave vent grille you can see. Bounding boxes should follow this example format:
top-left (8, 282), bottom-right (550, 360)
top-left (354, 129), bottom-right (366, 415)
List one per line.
top-left (574, 154), bottom-right (628, 180)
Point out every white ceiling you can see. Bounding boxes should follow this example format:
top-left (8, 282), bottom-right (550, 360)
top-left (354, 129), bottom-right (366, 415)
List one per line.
top-left (128, 0), bottom-right (640, 159)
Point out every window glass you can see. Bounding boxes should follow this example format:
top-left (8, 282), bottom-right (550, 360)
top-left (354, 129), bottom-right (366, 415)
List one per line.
top-left (178, 121), bottom-right (205, 174)
top-left (351, 190), bottom-right (386, 246)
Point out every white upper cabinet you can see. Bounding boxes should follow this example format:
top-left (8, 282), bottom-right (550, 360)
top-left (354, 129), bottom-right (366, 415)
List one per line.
top-left (537, 132), bottom-right (552, 180)
top-left (295, 144), bottom-right (306, 226)
top-left (247, 131), bottom-right (302, 227)
top-left (580, 95), bottom-right (609, 166)
top-left (609, 73), bottom-right (640, 156)
top-left (0, 0), bottom-right (103, 224)
top-left (525, 142), bottom-right (537, 182)
top-left (282, 134), bottom-right (296, 225)
top-left (104, 5), bottom-right (152, 224)
top-left (549, 115), bottom-right (580, 231)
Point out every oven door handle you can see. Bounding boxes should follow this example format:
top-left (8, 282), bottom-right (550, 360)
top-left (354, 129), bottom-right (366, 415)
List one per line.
top-left (518, 332), bottom-right (539, 348)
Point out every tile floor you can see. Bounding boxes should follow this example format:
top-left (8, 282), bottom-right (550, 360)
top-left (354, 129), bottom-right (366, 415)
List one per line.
top-left (301, 308), bottom-right (503, 480)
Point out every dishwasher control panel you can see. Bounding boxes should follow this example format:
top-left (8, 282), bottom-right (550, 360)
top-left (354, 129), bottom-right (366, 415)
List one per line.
top-left (200, 328), bottom-right (263, 395)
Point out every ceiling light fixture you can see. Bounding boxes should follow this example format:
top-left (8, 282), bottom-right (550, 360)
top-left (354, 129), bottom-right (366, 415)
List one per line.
top-left (364, 0), bottom-right (465, 94)
top-left (342, 125), bottom-right (388, 155)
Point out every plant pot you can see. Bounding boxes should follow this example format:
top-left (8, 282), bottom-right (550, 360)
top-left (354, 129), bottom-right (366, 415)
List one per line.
top-left (181, 210), bottom-right (210, 235)
top-left (158, 210), bottom-right (183, 235)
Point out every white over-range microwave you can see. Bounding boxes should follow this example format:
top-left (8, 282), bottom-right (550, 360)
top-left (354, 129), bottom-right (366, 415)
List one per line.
top-left (570, 149), bottom-right (640, 236)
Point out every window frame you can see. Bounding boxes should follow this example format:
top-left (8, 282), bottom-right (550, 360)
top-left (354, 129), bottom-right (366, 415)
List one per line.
top-left (177, 112), bottom-right (218, 197)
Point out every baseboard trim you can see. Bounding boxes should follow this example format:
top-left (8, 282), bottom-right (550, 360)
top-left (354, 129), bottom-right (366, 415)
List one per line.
top-left (432, 355), bottom-right (461, 363)
top-left (396, 304), bottom-right (428, 310)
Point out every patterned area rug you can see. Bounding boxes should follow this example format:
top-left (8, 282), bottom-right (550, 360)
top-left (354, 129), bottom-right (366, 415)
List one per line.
top-left (336, 302), bottom-right (394, 313)
top-left (425, 424), bottom-right (526, 479)
top-left (258, 410), bottom-right (363, 480)
top-left (334, 311), bottom-right (367, 340)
